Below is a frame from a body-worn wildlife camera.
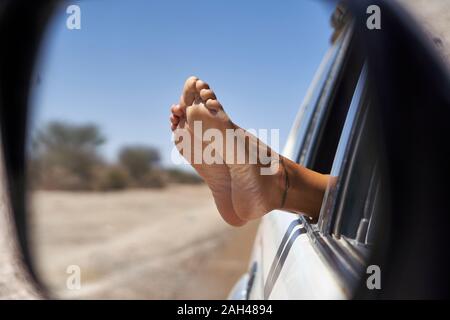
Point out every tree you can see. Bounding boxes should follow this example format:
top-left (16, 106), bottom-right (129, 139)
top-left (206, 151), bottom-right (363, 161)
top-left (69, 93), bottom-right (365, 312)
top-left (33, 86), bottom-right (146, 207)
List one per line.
top-left (31, 121), bottom-right (106, 190)
top-left (118, 145), bottom-right (161, 184)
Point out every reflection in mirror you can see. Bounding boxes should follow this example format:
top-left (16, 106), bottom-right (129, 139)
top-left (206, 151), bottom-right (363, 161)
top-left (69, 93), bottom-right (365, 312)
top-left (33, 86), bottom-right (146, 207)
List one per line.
top-left (27, 1), bottom-right (332, 299)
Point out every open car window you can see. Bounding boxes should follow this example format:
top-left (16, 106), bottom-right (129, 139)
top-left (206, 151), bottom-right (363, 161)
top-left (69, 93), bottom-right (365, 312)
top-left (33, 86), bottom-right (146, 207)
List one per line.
top-left (333, 100), bottom-right (382, 248)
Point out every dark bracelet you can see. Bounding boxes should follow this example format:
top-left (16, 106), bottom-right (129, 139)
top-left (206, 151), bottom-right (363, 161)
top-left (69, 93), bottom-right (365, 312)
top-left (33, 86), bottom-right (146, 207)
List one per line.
top-left (280, 157), bottom-right (290, 208)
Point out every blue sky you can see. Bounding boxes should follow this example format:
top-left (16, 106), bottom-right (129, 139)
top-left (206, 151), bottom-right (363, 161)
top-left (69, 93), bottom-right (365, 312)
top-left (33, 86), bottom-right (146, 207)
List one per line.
top-left (32, 0), bottom-right (333, 168)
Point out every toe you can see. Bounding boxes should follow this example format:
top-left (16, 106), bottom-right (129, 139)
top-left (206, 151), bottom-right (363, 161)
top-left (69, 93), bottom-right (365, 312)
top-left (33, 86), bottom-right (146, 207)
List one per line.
top-left (184, 76), bottom-right (198, 90)
top-left (205, 99), bottom-right (222, 112)
top-left (170, 114), bottom-right (179, 125)
top-left (196, 80), bottom-right (210, 92)
top-left (200, 89), bottom-right (217, 102)
top-left (171, 104), bottom-right (183, 117)
top-left (180, 76), bottom-right (198, 108)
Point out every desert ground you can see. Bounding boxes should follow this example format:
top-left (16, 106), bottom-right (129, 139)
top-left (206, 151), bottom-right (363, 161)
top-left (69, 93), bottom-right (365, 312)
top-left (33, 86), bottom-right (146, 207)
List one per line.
top-left (29, 185), bottom-right (259, 299)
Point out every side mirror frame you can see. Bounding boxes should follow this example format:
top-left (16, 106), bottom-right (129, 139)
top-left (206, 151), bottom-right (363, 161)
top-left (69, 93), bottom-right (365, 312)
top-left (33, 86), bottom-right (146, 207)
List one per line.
top-left (348, 0), bottom-right (450, 298)
top-left (0, 0), bottom-right (59, 297)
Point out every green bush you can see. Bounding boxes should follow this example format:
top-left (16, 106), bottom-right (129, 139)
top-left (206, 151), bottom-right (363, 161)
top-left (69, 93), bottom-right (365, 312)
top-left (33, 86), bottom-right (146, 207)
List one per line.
top-left (119, 146), bottom-right (160, 181)
top-left (30, 121), bottom-right (205, 191)
top-left (30, 121), bottom-right (106, 191)
top-left (139, 170), bottom-right (168, 189)
top-left (166, 168), bottom-right (203, 184)
top-left (95, 166), bottom-right (130, 191)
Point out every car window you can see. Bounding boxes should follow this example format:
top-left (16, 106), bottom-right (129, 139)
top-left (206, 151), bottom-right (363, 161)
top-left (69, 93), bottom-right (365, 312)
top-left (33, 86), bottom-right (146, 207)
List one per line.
top-left (333, 101), bottom-right (382, 246)
top-left (313, 59), bottom-right (385, 252)
top-left (303, 28), bottom-right (364, 174)
top-left (315, 64), bottom-right (367, 232)
top-left (295, 25), bottom-right (364, 229)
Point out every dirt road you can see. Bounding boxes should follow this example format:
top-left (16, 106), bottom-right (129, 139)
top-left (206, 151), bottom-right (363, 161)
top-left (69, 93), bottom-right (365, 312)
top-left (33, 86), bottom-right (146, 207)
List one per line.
top-left (30, 185), bottom-right (258, 299)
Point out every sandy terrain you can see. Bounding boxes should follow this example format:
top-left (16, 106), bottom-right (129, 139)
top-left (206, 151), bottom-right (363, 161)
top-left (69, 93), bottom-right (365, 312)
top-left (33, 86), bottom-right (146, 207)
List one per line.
top-left (29, 185), bottom-right (258, 299)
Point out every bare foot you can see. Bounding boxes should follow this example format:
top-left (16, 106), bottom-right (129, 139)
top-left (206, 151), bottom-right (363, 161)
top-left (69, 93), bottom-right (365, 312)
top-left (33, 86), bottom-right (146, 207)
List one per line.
top-left (170, 76), bottom-right (284, 223)
top-left (171, 76), bottom-right (328, 225)
top-left (170, 77), bottom-right (246, 226)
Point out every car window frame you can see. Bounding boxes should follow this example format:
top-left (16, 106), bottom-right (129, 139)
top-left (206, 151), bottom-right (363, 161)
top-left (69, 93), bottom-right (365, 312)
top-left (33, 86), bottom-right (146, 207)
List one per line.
top-left (285, 25), bottom-right (371, 289)
top-left (317, 65), bottom-right (368, 235)
top-left (299, 66), bottom-right (370, 294)
top-left (281, 19), bottom-right (376, 296)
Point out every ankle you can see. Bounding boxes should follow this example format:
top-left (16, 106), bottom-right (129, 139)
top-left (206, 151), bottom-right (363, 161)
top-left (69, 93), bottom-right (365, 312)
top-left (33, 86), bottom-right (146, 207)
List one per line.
top-left (266, 157), bottom-right (289, 212)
